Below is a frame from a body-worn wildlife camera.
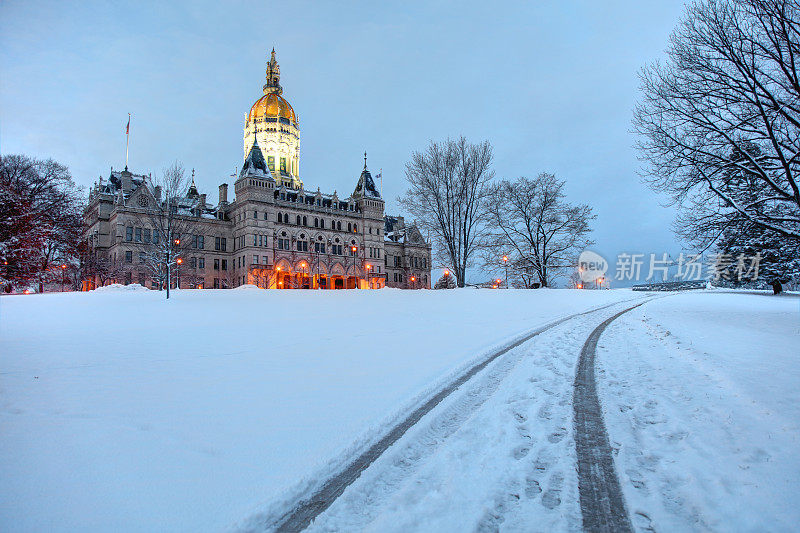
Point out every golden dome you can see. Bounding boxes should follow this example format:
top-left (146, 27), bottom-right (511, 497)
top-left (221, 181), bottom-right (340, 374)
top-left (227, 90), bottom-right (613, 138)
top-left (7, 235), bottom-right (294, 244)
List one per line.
top-left (247, 93), bottom-right (297, 124)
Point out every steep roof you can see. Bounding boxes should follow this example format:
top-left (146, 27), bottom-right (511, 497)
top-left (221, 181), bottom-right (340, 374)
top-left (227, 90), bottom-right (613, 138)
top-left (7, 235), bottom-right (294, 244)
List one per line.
top-left (353, 166), bottom-right (380, 199)
top-left (239, 136), bottom-right (270, 178)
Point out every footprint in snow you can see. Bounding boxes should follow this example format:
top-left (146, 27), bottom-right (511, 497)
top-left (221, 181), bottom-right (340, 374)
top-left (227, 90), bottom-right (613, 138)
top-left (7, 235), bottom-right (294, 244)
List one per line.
top-left (541, 471), bottom-right (563, 509)
top-left (524, 477), bottom-right (542, 498)
top-left (512, 445), bottom-right (530, 460)
top-left (547, 428), bottom-right (567, 443)
top-left (633, 511), bottom-right (656, 532)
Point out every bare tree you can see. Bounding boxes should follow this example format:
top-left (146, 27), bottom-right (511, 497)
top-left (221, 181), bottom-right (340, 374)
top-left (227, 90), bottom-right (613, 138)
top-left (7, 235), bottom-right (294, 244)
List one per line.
top-left (133, 162), bottom-right (196, 299)
top-left (484, 174), bottom-right (595, 288)
top-left (399, 137), bottom-right (494, 287)
top-left (633, 0), bottom-right (800, 246)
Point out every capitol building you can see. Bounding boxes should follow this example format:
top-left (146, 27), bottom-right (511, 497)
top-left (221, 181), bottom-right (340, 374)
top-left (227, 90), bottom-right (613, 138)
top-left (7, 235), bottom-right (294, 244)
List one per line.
top-left (82, 50), bottom-right (431, 290)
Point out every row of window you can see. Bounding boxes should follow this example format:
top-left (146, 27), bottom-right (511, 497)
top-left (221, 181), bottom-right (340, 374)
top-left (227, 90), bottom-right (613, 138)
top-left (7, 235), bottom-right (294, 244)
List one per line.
top-left (276, 192), bottom-right (358, 212)
top-left (387, 255), bottom-right (428, 269)
top-left (126, 226), bottom-right (159, 244)
top-left (274, 212), bottom-right (367, 234)
top-left (125, 227), bottom-right (225, 252)
top-left (391, 273), bottom-right (428, 284)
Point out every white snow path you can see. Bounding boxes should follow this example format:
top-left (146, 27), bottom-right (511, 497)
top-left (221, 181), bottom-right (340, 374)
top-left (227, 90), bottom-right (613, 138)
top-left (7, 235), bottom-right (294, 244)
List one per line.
top-left (299, 300), bottom-right (653, 533)
top-left (597, 293), bottom-right (800, 532)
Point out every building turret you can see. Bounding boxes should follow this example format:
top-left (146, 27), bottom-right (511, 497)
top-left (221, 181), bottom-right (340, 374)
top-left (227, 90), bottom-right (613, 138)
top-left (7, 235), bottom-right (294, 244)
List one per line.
top-left (243, 49), bottom-right (302, 190)
top-left (352, 152), bottom-right (384, 219)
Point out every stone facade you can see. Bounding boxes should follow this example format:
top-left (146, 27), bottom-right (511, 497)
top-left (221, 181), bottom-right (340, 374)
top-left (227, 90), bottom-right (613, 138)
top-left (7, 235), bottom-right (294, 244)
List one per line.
top-left (81, 51), bottom-right (431, 290)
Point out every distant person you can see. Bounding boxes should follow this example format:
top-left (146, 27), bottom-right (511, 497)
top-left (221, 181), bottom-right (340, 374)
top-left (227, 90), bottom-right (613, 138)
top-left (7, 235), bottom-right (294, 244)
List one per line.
top-left (772, 279), bottom-right (783, 295)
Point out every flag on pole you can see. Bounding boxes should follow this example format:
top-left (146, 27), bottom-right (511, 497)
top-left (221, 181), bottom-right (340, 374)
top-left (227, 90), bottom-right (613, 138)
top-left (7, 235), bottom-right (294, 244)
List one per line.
top-left (125, 114), bottom-right (130, 134)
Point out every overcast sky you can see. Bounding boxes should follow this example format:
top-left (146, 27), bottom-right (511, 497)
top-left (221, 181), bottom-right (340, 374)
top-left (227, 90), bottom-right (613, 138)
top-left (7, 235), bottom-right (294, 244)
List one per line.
top-left (1, 0), bottom-right (689, 285)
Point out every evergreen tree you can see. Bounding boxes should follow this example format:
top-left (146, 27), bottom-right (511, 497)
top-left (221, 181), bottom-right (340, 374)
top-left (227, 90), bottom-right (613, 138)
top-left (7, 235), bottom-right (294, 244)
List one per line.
top-left (715, 222), bottom-right (800, 289)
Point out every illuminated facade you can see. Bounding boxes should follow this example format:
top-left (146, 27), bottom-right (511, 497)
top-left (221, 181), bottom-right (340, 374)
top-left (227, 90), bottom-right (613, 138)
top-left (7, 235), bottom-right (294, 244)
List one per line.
top-left (82, 51), bottom-right (431, 290)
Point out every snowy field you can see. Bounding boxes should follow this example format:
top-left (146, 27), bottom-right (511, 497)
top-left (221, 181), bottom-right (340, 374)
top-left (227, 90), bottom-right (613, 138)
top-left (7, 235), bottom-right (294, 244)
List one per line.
top-left (0, 287), bottom-right (637, 532)
top-left (598, 292), bottom-right (800, 531)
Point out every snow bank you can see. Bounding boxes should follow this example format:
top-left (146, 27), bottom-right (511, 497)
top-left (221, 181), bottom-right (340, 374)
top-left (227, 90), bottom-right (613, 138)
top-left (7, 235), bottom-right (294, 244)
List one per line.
top-left (0, 288), bottom-right (635, 532)
top-left (93, 283), bottom-right (149, 292)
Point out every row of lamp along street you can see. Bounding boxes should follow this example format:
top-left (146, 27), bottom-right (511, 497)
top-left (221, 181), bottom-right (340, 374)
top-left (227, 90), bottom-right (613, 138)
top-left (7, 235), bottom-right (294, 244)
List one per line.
top-left (166, 249), bottom-right (611, 291)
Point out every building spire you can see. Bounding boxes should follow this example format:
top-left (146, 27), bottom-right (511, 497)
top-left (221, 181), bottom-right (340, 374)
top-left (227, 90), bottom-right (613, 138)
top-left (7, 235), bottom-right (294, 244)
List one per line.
top-left (263, 48), bottom-right (282, 95)
top-left (364, 151), bottom-right (368, 170)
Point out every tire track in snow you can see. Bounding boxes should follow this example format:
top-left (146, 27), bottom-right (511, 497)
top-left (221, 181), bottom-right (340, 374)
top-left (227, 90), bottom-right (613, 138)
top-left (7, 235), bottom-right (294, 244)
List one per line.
top-left (573, 301), bottom-right (649, 533)
top-left (258, 297), bottom-right (648, 532)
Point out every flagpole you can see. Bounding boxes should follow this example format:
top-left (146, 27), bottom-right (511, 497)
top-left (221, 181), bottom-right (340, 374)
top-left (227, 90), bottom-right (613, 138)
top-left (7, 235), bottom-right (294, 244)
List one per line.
top-left (380, 168), bottom-right (383, 198)
top-left (125, 113), bottom-right (131, 170)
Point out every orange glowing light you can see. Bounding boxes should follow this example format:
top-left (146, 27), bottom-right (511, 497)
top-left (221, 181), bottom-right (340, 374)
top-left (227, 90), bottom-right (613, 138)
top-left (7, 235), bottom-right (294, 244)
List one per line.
top-left (502, 255), bottom-right (508, 262)
top-left (61, 264), bottom-right (67, 269)
top-left (496, 279), bottom-right (501, 284)
top-left (23, 289), bottom-right (31, 294)
top-left (444, 270), bottom-right (450, 276)
top-left (410, 276), bottom-right (415, 281)
top-left (177, 258), bottom-right (183, 264)
top-left (174, 239), bottom-right (180, 245)
top-left (300, 262), bottom-right (307, 268)
top-left (276, 266), bottom-right (282, 271)
top-left (366, 264), bottom-right (372, 270)
top-left (577, 284), bottom-right (583, 289)
top-left (351, 246), bottom-right (357, 252)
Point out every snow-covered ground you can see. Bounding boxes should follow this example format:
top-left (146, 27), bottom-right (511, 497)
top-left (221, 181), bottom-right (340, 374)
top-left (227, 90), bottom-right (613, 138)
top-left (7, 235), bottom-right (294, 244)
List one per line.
top-left (597, 292), bottom-right (800, 531)
top-left (2, 289), bottom-right (797, 532)
top-left (0, 288), bottom-right (635, 532)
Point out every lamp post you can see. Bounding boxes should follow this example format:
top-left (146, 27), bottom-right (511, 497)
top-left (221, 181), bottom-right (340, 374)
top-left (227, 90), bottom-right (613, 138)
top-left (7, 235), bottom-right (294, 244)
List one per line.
top-left (351, 245), bottom-right (357, 289)
top-left (61, 264), bottom-right (67, 292)
top-left (410, 275), bottom-right (416, 290)
top-left (300, 261), bottom-right (307, 289)
top-left (176, 257), bottom-right (182, 289)
top-left (502, 255), bottom-right (509, 289)
top-left (366, 263), bottom-right (372, 289)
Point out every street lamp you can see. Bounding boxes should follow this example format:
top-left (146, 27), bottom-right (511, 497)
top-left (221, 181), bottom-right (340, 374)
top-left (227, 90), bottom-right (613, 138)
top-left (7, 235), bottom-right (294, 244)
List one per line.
top-left (300, 261), bottom-right (307, 288)
top-left (351, 246), bottom-right (358, 289)
top-left (61, 264), bottom-right (67, 292)
top-left (176, 257), bottom-right (183, 289)
top-left (502, 255), bottom-right (509, 289)
top-left (496, 278), bottom-right (502, 289)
